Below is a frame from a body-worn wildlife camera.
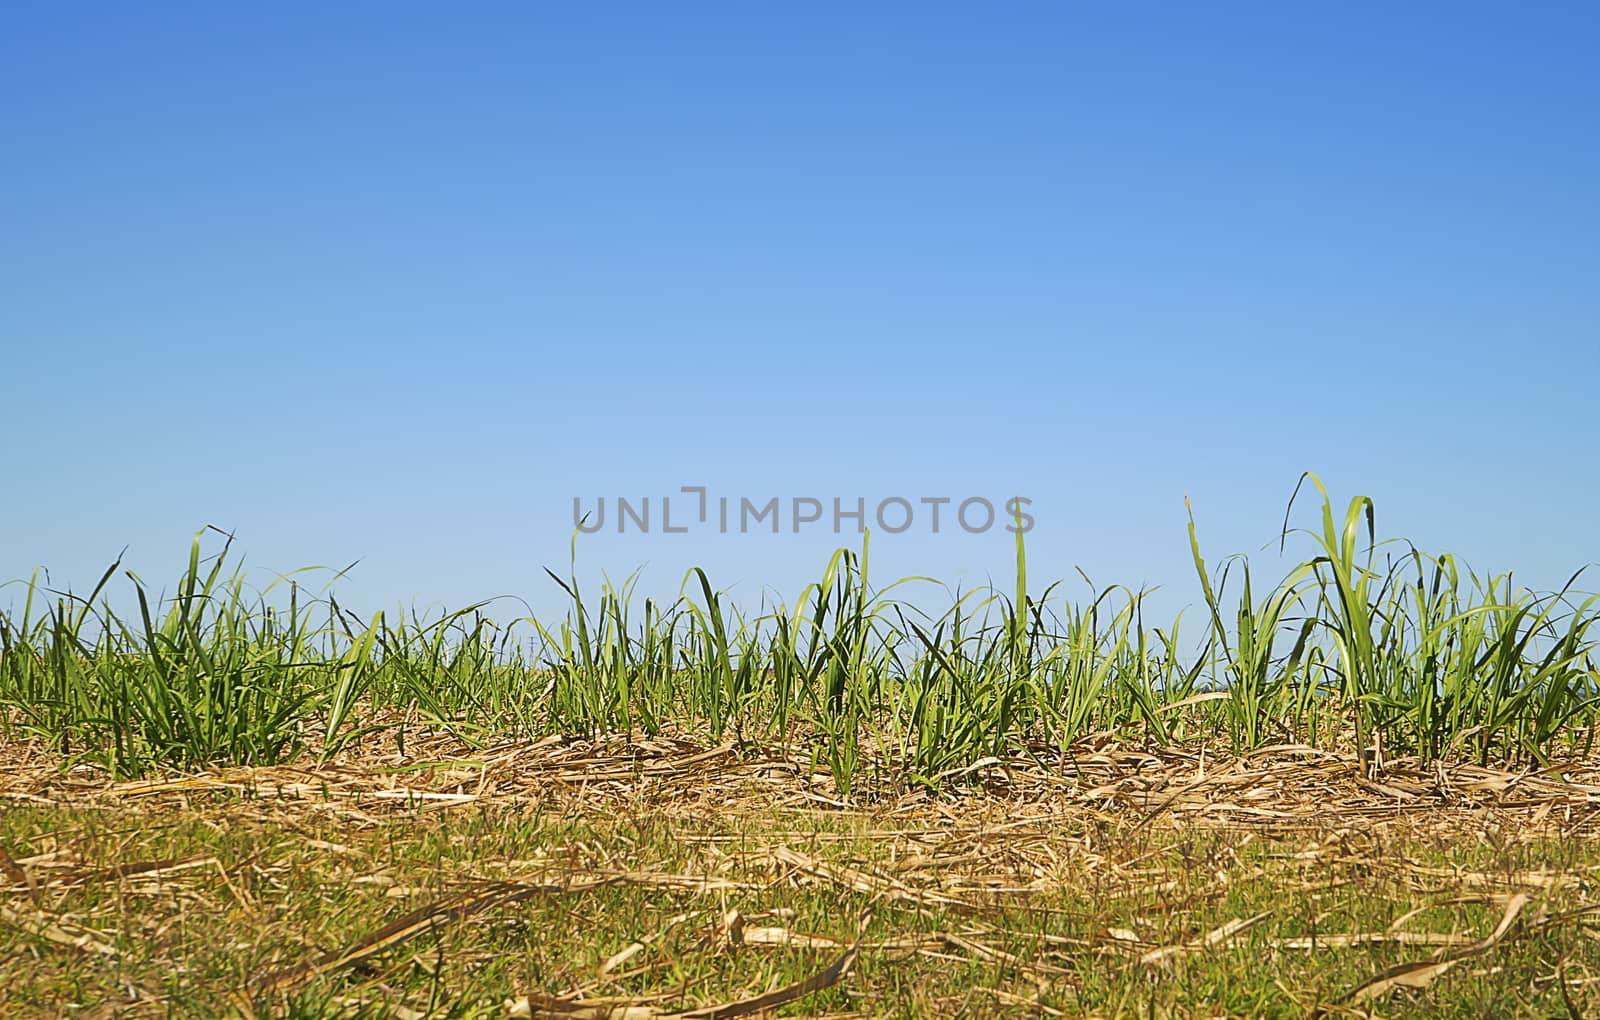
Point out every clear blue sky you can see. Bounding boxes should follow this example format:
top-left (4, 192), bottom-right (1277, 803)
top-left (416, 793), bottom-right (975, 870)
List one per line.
top-left (3, 3), bottom-right (1596, 623)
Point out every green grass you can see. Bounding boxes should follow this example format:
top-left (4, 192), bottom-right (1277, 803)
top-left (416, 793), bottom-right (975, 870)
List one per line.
top-left (1, 474), bottom-right (1597, 785)
top-left (3, 474), bottom-right (1596, 786)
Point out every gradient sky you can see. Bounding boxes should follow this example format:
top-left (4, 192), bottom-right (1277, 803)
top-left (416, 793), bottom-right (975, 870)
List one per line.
top-left (3, 3), bottom-right (1596, 625)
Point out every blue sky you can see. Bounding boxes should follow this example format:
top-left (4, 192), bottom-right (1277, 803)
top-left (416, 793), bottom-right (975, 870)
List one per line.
top-left (2, 3), bottom-right (1596, 623)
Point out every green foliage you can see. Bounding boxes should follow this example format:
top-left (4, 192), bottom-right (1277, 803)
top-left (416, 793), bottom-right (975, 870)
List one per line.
top-left (2, 478), bottom-right (1596, 782)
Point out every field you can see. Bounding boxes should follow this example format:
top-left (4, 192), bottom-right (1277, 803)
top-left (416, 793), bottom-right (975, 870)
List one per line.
top-left (4, 475), bottom-right (1600, 1018)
